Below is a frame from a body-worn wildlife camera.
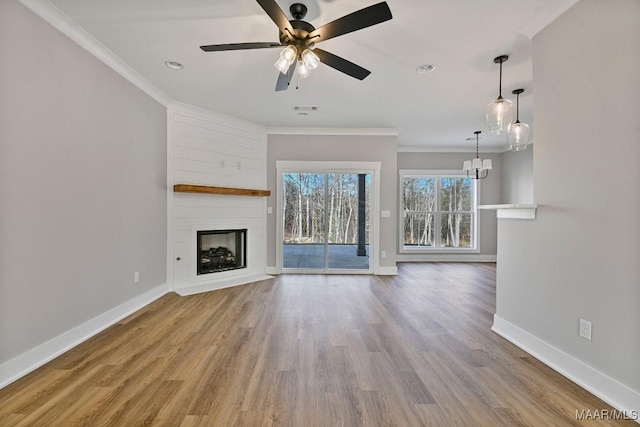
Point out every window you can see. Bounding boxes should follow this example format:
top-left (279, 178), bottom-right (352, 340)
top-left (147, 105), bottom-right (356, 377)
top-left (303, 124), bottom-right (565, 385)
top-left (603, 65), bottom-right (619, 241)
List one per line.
top-left (400, 171), bottom-right (477, 252)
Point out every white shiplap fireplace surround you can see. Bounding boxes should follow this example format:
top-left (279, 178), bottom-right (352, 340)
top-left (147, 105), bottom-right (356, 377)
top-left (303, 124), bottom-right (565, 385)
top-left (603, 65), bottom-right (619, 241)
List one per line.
top-left (168, 102), bottom-right (272, 296)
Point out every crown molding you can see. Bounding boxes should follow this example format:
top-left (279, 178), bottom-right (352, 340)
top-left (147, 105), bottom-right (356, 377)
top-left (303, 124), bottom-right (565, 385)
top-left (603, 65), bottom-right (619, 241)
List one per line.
top-left (267, 127), bottom-right (399, 136)
top-left (19, 0), bottom-right (172, 107)
top-left (397, 145), bottom-right (507, 154)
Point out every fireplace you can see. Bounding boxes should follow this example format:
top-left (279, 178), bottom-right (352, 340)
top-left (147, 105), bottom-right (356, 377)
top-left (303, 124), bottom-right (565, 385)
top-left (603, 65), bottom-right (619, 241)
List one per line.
top-left (197, 229), bottom-right (247, 275)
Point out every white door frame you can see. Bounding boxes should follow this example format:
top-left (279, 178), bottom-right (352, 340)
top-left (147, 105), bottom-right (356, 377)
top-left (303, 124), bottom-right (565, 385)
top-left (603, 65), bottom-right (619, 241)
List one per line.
top-left (276, 161), bottom-right (381, 274)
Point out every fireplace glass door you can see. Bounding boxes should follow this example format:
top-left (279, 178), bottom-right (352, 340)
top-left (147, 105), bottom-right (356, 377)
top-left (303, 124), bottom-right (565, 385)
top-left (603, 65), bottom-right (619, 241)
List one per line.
top-left (197, 229), bottom-right (247, 275)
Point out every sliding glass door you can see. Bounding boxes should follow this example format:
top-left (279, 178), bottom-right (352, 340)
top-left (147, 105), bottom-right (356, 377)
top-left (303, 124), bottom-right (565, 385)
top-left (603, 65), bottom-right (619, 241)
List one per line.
top-left (281, 170), bottom-right (371, 272)
top-left (282, 172), bottom-right (326, 270)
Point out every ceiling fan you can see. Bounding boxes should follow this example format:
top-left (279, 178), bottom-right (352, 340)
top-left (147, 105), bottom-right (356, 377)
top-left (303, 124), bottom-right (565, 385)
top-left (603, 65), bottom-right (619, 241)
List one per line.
top-left (200, 0), bottom-right (393, 91)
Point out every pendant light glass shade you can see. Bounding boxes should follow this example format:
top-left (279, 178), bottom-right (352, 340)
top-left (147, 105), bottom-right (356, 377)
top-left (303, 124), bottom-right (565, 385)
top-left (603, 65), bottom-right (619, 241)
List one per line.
top-left (508, 122), bottom-right (530, 151)
top-left (486, 97), bottom-right (514, 135)
top-left (274, 45), bottom-right (297, 74)
top-left (486, 55), bottom-right (514, 135)
top-left (507, 88), bottom-right (530, 151)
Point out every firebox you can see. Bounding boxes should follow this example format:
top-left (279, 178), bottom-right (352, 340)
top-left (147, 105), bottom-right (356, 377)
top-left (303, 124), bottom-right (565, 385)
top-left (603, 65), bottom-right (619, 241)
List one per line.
top-left (197, 229), bottom-right (247, 275)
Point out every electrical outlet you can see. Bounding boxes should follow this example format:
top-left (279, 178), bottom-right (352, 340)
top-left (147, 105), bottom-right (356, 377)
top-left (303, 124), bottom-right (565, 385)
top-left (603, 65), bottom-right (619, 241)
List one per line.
top-left (579, 318), bottom-right (592, 341)
top-left (381, 251), bottom-right (386, 258)
top-left (267, 206), bottom-right (273, 214)
top-left (134, 272), bottom-right (140, 284)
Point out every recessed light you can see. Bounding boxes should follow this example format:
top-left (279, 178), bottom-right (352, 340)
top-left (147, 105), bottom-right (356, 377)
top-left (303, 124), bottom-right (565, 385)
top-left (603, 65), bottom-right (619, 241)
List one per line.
top-left (165, 60), bottom-right (184, 70)
top-left (416, 64), bottom-right (435, 74)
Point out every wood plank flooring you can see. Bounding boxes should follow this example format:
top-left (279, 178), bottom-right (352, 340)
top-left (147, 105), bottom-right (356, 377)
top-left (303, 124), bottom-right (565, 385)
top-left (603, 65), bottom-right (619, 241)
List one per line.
top-left (0, 263), bottom-right (633, 426)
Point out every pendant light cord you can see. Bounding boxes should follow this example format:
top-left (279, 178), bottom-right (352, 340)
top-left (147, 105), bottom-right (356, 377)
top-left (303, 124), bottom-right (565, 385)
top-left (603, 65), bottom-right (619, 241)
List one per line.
top-left (498, 60), bottom-right (503, 99)
top-left (512, 88), bottom-right (524, 124)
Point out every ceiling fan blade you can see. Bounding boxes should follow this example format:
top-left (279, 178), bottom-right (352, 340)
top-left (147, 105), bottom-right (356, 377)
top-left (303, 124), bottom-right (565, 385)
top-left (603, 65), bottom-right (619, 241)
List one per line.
top-left (308, 2), bottom-right (392, 43)
top-left (256, 0), bottom-right (295, 36)
top-left (314, 48), bottom-right (371, 80)
top-left (275, 61), bottom-right (296, 91)
top-left (200, 42), bottom-right (282, 52)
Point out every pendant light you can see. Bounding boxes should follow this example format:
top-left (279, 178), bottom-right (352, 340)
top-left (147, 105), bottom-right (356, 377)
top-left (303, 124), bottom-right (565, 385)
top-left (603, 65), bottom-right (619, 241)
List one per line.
top-left (507, 88), bottom-right (530, 151)
top-left (486, 55), bottom-right (514, 135)
top-left (463, 131), bottom-right (492, 180)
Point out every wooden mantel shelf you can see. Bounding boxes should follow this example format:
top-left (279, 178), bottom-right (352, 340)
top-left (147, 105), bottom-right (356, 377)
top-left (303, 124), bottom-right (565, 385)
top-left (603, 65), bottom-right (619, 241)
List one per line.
top-left (173, 184), bottom-right (270, 197)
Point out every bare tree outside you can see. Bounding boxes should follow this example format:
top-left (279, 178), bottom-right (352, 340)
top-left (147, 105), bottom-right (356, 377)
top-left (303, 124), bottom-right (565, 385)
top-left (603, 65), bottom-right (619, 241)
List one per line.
top-left (403, 175), bottom-right (474, 249)
top-left (283, 173), bottom-right (370, 245)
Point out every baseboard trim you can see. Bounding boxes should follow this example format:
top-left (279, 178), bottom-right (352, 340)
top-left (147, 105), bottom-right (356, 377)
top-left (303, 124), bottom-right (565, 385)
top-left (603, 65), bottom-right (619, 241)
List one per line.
top-left (174, 274), bottom-right (274, 296)
top-left (376, 266), bottom-right (398, 275)
top-left (492, 315), bottom-right (640, 421)
top-left (265, 266), bottom-right (281, 275)
top-left (0, 283), bottom-right (171, 389)
top-left (397, 254), bottom-right (497, 262)
top-left (266, 266), bottom-right (397, 276)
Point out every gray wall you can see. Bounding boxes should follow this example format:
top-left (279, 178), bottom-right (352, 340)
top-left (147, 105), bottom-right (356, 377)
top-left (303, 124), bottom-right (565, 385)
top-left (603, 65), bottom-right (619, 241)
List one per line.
top-left (0, 1), bottom-right (167, 363)
top-left (397, 152), bottom-right (502, 258)
top-left (496, 0), bottom-right (640, 392)
top-left (501, 148), bottom-right (533, 204)
top-left (266, 134), bottom-right (397, 269)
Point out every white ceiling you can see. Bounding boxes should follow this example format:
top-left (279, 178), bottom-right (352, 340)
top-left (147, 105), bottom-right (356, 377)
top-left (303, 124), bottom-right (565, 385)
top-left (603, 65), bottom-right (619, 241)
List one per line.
top-left (46, 0), bottom-right (577, 150)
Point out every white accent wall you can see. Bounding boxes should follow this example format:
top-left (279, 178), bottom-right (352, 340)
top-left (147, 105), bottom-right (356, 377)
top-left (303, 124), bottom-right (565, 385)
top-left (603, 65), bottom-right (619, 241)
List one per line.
top-left (494, 0), bottom-right (640, 413)
top-left (168, 103), bottom-right (270, 295)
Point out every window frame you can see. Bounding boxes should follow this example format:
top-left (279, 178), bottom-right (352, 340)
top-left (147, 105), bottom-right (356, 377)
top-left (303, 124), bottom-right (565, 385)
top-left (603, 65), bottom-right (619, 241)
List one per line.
top-left (399, 169), bottom-right (480, 254)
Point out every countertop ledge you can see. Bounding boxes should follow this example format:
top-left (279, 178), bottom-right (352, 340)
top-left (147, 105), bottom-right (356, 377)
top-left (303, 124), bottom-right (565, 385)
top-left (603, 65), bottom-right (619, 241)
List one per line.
top-left (478, 204), bottom-right (537, 219)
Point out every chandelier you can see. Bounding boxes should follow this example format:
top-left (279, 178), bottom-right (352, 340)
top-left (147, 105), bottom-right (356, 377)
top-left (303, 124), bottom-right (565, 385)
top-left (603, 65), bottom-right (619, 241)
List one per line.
top-left (463, 131), bottom-right (492, 180)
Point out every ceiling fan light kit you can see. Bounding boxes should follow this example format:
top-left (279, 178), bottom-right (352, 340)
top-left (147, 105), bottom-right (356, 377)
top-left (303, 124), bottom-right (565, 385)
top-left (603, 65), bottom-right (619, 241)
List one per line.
top-left (301, 48), bottom-right (320, 70)
top-left (200, 1), bottom-right (393, 91)
top-left (297, 60), bottom-right (311, 78)
top-left (486, 55), bottom-right (515, 135)
top-left (274, 45), bottom-right (297, 74)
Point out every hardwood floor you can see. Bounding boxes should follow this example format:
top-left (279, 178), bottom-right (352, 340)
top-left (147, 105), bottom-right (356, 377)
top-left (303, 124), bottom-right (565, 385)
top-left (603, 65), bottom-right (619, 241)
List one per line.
top-left (0, 263), bottom-right (633, 426)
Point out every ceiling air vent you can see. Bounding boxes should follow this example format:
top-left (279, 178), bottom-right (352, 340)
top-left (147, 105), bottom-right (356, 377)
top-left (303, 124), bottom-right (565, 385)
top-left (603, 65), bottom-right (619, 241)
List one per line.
top-left (292, 105), bottom-right (318, 112)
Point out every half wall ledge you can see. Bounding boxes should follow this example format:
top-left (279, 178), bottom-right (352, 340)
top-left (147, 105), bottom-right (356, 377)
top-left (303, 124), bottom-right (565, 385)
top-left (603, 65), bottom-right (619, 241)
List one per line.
top-left (478, 204), bottom-right (538, 220)
top-left (173, 184), bottom-right (271, 197)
